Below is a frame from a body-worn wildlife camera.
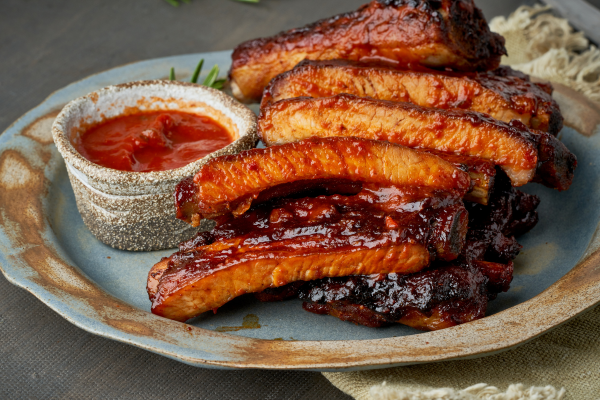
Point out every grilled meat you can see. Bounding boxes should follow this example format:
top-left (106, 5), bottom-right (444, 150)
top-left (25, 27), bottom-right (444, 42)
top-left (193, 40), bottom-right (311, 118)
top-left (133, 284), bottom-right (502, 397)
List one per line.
top-left (229, 0), bottom-right (506, 102)
top-left (174, 136), bottom-right (470, 225)
top-left (261, 60), bottom-right (563, 135)
top-left (258, 174), bottom-right (537, 330)
top-left (149, 185), bottom-right (469, 322)
top-left (258, 94), bottom-right (576, 190)
top-left (299, 263), bottom-right (489, 330)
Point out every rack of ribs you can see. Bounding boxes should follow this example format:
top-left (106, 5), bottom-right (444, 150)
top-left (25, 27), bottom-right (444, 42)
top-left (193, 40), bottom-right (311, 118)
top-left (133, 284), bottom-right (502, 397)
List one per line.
top-left (148, 137), bottom-right (473, 322)
top-left (261, 60), bottom-right (563, 135)
top-left (258, 94), bottom-right (577, 193)
top-left (229, 0), bottom-right (506, 103)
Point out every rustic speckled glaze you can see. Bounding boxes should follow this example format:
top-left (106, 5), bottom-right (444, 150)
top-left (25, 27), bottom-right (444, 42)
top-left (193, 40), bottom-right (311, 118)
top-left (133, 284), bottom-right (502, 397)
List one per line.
top-left (52, 80), bottom-right (258, 251)
top-left (1, 51), bottom-right (600, 371)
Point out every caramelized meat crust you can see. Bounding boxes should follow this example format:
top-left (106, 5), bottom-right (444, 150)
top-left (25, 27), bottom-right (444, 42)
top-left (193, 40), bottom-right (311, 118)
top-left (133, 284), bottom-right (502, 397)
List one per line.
top-left (258, 94), bottom-right (576, 190)
top-left (149, 188), bottom-right (469, 322)
top-left (261, 60), bottom-right (563, 135)
top-left (175, 136), bottom-right (470, 225)
top-left (229, 0), bottom-right (506, 102)
top-left (299, 264), bottom-right (488, 331)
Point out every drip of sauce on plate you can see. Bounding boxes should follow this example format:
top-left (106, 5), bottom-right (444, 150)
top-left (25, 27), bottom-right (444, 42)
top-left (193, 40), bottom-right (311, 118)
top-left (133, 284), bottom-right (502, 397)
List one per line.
top-left (73, 111), bottom-right (233, 172)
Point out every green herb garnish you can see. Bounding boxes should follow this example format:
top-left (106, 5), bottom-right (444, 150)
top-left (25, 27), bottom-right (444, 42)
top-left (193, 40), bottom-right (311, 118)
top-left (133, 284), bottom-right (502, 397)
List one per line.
top-left (203, 65), bottom-right (220, 88)
top-left (190, 59), bottom-right (204, 84)
top-left (168, 58), bottom-right (226, 90)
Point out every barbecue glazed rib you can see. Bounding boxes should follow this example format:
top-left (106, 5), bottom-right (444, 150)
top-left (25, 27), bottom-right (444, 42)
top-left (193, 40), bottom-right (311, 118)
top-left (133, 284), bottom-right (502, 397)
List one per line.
top-left (229, 0), bottom-right (506, 102)
top-left (300, 264), bottom-right (489, 330)
top-left (149, 187), bottom-right (469, 322)
top-left (261, 60), bottom-right (563, 135)
top-left (175, 136), bottom-right (470, 225)
top-left (258, 94), bottom-right (577, 191)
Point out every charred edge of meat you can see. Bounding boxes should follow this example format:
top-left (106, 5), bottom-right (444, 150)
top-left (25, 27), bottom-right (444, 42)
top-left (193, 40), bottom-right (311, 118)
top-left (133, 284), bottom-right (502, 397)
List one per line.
top-left (254, 281), bottom-right (306, 302)
top-left (533, 130), bottom-right (578, 191)
top-left (302, 301), bottom-right (392, 328)
top-left (298, 263), bottom-right (489, 331)
top-left (505, 120), bottom-right (577, 191)
top-left (472, 260), bottom-right (513, 297)
top-left (446, 0), bottom-right (506, 63)
top-left (465, 168), bottom-right (540, 237)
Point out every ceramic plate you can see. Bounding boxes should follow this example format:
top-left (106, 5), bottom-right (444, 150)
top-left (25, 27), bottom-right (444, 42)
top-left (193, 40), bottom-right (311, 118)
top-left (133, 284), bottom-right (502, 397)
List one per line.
top-left (2, 51), bottom-right (600, 371)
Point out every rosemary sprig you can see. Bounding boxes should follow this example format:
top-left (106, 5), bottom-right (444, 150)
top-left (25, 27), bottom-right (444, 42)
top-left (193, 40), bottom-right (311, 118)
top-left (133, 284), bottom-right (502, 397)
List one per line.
top-left (190, 59), bottom-right (204, 84)
top-left (211, 79), bottom-right (227, 90)
top-left (203, 65), bottom-right (220, 88)
top-left (168, 59), bottom-right (226, 90)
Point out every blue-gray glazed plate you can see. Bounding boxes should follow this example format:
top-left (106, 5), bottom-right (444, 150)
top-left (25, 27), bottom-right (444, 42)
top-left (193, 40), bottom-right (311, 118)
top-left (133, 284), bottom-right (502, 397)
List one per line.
top-left (1, 51), bottom-right (600, 371)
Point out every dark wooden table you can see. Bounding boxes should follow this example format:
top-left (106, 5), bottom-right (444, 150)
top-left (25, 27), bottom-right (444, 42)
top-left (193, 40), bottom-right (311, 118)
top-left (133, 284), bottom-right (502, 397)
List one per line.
top-left (4, 0), bottom-right (594, 398)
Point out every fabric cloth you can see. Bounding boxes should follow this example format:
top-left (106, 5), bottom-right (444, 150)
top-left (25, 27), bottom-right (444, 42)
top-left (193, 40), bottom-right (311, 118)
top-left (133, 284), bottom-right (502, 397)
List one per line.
top-left (323, 6), bottom-right (600, 400)
top-left (324, 305), bottom-right (600, 399)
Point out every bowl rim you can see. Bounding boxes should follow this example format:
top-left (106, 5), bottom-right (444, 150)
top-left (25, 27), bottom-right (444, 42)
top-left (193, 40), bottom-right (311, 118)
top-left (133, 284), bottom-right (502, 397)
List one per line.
top-left (51, 79), bottom-right (258, 185)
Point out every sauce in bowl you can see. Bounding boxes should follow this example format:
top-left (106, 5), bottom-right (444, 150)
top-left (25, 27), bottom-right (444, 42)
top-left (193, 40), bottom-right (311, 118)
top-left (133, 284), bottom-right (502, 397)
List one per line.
top-left (73, 111), bottom-right (233, 172)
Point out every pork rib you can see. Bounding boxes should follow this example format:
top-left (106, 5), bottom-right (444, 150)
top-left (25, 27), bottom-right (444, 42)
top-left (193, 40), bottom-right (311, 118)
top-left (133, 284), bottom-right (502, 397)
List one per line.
top-left (261, 60), bottom-right (563, 135)
top-left (149, 193), bottom-right (468, 322)
top-left (299, 263), bottom-right (489, 331)
top-left (174, 136), bottom-right (470, 225)
top-left (229, 0), bottom-right (506, 102)
top-left (258, 94), bottom-right (576, 190)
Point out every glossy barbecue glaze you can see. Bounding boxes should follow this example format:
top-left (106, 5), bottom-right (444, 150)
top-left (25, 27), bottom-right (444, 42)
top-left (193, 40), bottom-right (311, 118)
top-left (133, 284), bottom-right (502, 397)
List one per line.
top-left (149, 185), bottom-right (469, 322)
top-left (300, 264), bottom-right (489, 330)
top-left (174, 137), bottom-right (470, 225)
top-left (229, 0), bottom-right (506, 102)
top-left (258, 94), bottom-right (576, 190)
top-left (264, 172), bottom-right (536, 330)
top-left (261, 60), bottom-right (563, 135)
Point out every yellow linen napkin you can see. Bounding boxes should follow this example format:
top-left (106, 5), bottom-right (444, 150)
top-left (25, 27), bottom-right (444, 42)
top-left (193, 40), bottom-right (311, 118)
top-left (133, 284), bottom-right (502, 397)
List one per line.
top-left (323, 6), bottom-right (600, 399)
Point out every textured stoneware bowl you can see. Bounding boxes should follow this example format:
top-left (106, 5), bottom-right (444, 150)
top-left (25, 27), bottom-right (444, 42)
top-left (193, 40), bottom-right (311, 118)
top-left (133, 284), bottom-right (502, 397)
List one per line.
top-left (52, 80), bottom-right (258, 251)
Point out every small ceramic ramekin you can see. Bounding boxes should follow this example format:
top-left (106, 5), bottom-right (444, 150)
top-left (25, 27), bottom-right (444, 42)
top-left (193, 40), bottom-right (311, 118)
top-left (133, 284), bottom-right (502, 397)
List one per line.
top-left (52, 80), bottom-right (258, 251)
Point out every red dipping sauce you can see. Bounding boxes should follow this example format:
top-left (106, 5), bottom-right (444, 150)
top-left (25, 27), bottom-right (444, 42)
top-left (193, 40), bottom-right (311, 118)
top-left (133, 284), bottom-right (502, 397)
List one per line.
top-left (73, 111), bottom-right (233, 172)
